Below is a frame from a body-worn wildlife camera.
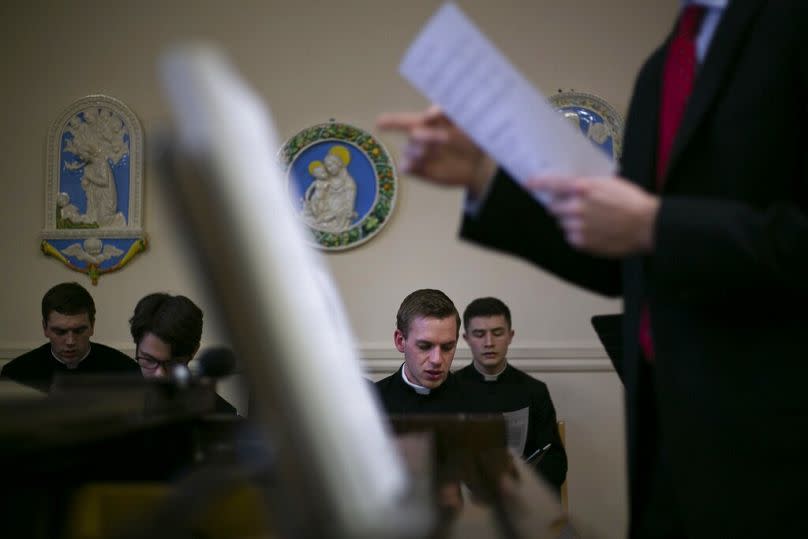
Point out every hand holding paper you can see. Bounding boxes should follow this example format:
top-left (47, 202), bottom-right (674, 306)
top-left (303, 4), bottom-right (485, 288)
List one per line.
top-left (526, 175), bottom-right (660, 256)
top-left (394, 3), bottom-right (614, 187)
top-left (381, 2), bottom-right (660, 257)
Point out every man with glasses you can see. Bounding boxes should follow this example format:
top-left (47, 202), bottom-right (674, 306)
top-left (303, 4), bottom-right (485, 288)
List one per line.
top-left (129, 292), bottom-right (236, 414)
top-left (1, 282), bottom-right (138, 392)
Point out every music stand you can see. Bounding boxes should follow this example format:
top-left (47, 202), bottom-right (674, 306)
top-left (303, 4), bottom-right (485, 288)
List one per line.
top-left (591, 313), bottom-right (624, 382)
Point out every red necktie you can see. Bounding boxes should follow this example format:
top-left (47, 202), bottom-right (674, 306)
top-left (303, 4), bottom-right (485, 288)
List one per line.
top-left (639, 5), bottom-right (706, 361)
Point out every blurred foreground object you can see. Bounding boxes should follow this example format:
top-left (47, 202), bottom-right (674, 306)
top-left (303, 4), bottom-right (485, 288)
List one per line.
top-left (157, 45), bottom-right (422, 538)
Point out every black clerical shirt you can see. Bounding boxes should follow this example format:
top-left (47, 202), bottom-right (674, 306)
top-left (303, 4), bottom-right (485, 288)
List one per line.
top-left (375, 365), bottom-right (467, 414)
top-left (1, 342), bottom-right (139, 393)
top-left (455, 363), bottom-right (568, 491)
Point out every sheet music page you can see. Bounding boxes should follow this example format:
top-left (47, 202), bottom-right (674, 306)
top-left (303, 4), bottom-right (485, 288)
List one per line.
top-left (502, 407), bottom-right (530, 456)
top-left (400, 2), bottom-right (614, 191)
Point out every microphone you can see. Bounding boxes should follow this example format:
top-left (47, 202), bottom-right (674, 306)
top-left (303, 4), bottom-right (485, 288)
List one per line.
top-left (195, 346), bottom-right (237, 378)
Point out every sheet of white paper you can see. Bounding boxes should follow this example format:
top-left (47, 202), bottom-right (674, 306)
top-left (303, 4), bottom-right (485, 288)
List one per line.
top-left (502, 407), bottom-right (530, 457)
top-left (400, 2), bottom-right (614, 191)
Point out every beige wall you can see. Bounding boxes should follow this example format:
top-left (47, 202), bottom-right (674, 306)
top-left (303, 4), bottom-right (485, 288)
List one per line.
top-left (0, 1), bottom-right (678, 537)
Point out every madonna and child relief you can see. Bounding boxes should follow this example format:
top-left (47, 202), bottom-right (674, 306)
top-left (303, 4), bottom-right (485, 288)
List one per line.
top-left (281, 121), bottom-right (398, 251)
top-left (301, 145), bottom-right (358, 232)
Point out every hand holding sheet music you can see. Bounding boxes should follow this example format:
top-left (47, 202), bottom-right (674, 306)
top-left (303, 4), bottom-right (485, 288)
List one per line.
top-left (398, 3), bottom-right (614, 194)
top-left (382, 2), bottom-right (660, 257)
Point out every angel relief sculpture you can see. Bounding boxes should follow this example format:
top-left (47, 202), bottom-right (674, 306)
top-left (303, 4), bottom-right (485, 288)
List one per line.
top-left (61, 108), bottom-right (128, 228)
top-left (42, 95), bottom-right (146, 284)
top-left (301, 145), bottom-right (358, 232)
top-left (61, 237), bottom-right (123, 265)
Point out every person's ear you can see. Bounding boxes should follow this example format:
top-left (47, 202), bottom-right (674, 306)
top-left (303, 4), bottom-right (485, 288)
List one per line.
top-left (394, 329), bottom-right (407, 353)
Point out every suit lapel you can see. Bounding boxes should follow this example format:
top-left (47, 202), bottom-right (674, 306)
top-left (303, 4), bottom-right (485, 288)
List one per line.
top-left (662, 0), bottom-right (766, 189)
top-left (621, 46), bottom-right (666, 192)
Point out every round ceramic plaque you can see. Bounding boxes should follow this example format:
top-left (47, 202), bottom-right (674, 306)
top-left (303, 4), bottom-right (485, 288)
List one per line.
top-left (280, 121), bottom-right (397, 251)
top-left (549, 91), bottom-right (624, 162)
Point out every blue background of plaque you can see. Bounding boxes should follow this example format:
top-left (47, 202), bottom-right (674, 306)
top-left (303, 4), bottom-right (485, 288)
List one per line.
top-left (46, 238), bottom-right (135, 270)
top-left (59, 125), bottom-right (131, 221)
top-left (287, 141), bottom-right (376, 226)
top-left (560, 106), bottom-right (614, 159)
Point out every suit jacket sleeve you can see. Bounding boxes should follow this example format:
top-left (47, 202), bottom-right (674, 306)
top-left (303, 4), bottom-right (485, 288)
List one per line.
top-left (652, 197), bottom-right (808, 301)
top-left (461, 170), bottom-right (622, 297)
top-left (628, 3), bottom-right (808, 303)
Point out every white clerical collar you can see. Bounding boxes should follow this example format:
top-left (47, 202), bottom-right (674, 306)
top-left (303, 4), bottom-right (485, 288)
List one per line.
top-left (51, 344), bottom-right (91, 369)
top-left (401, 365), bottom-right (431, 395)
top-left (473, 361), bottom-right (507, 382)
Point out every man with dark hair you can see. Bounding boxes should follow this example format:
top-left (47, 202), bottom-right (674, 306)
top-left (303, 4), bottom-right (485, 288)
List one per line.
top-left (375, 289), bottom-right (464, 413)
top-left (129, 293), bottom-right (203, 379)
top-left (1, 282), bottom-right (138, 392)
top-left (456, 297), bottom-right (567, 492)
top-left (129, 292), bottom-right (236, 414)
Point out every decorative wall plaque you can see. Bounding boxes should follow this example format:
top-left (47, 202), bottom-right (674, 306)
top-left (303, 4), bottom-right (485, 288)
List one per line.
top-left (549, 90), bottom-right (624, 162)
top-left (279, 121), bottom-right (398, 251)
top-left (42, 95), bottom-right (147, 284)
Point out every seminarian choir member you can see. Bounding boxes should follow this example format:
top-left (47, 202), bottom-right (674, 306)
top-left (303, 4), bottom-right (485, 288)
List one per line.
top-left (375, 288), bottom-right (465, 414)
top-left (2, 282), bottom-right (138, 392)
top-left (456, 297), bottom-right (567, 492)
top-left (129, 292), bottom-right (237, 415)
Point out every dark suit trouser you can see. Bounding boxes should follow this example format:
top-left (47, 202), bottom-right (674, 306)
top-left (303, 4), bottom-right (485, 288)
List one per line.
top-left (635, 368), bottom-right (687, 539)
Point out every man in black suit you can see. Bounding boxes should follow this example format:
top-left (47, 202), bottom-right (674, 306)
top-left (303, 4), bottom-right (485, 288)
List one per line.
top-left (1, 282), bottom-right (138, 392)
top-left (378, 2), bottom-right (808, 537)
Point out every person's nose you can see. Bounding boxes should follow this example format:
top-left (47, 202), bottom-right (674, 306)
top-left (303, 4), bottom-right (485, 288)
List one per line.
top-left (428, 347), bottom-right (443, 366)
top-left (65, 331), bottom-right (76, 345)
top-left (484, 333), bottom-right (494, 347)
top-left (154, 365), bottom-right (167, 378)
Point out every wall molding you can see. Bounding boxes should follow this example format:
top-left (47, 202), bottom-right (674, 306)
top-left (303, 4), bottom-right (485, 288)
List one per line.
top-left (0, 345), bottom-right (614, 374)
top-left (359, 345), bottom-right (613, 374)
